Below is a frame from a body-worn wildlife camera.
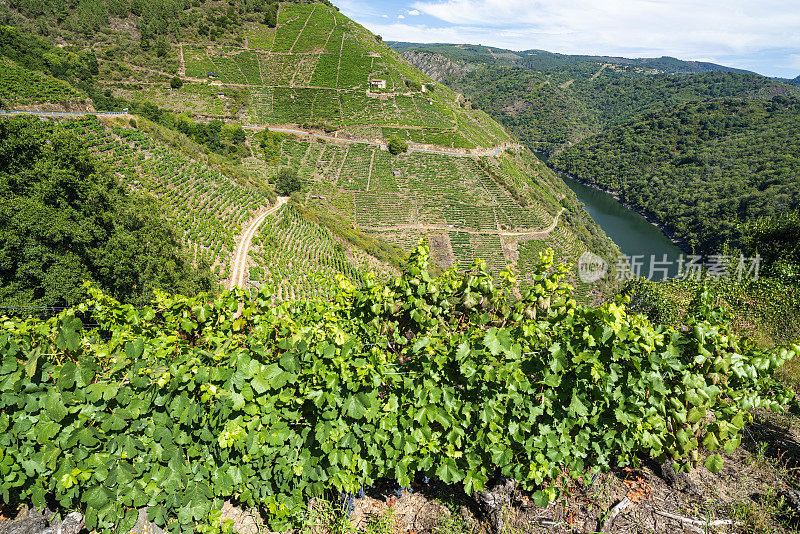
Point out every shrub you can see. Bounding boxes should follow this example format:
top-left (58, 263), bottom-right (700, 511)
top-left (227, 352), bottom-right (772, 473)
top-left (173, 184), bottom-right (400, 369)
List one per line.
top-left (405, 79), bottom-right (422, 92)
top-left (276, 166), bottom-right (302, 195)
top-left (264, 5), bottom-right (277, 27)
top-left (0, 244), bottom-right (796, 533)
top-left (387, 135), bottom-right (408, 155)
top-left (170, 76), bottom-right (183, 89)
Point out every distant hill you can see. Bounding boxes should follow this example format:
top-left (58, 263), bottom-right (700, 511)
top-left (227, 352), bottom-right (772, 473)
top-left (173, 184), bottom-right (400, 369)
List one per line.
top-left (395, 43), bottom-right (799, 154)
top-left (518, 50), bottom-right (755, 75)
top-left (389, 42), bottom-right (754, 75)
top-left (549, 97), bottom-right (800, 256)
top-left (775, 75), bottom-right (800, 87)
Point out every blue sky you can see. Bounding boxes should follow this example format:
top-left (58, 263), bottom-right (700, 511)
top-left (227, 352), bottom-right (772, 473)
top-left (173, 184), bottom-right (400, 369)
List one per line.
top-left (336, 0), bottom-right (800, 78)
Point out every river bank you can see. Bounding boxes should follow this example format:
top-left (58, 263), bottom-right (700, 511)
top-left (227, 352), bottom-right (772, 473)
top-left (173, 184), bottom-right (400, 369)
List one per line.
top-left (555, 170), bottom-right (691, 255)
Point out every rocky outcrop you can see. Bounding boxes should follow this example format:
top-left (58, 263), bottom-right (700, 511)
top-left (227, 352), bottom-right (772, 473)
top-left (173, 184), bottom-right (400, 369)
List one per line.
top-left (0, 508), bottom-right (83, 534)
top-left (400, 51), bottom-right (471, 83)
top-left (474, 478), bottom-right (517, 533)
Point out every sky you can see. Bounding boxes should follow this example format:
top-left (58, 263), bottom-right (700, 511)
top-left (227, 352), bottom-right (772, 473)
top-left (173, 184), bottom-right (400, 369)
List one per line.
top-left (335, 0), bottom-right (800, 78)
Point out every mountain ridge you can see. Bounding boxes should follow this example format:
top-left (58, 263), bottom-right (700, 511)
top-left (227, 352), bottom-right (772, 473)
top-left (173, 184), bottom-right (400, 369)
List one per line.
top-left (388, 41), bottom-right (757, 75)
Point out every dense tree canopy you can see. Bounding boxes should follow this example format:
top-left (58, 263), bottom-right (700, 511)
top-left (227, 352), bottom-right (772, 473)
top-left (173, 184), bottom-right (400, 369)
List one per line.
top-left (275, 166), bottom-right (302, 195)
top-left (0, 116), bottom-right (215, 308)
top-left (549, 97), bottom-right (800, 258)
top-left (450, 67), bottom-right (798, 154)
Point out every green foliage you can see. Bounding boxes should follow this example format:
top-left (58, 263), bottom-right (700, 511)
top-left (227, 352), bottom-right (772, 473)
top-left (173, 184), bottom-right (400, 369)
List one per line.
top-left (404, 79), bottom-right (422, 92)
top-left (0, 116), bottom-right (215, 308)
top-left (77, 0), bottom-right (109, 34)
top-left (170, 76), bottom-right (183, 89)
top-left (0, 242), bottom-right (796, 533)
top-left (276, 166), bottom-right (303, 195)
top-left (742, 210), bottom-right (800, 283)
top-left (0, 25), bottom-right (98, 81)
top-left (264, 4), bottom-right (277, 27)
top-left (622, 276), bottom-right (800, 348)
top-left (135, 101), bottom-right (250, 158)
top-left (0, 58), bottom-right (84, 106)
top-left (447, 65), bottom-right (796, 154)
top-left (387, 135), bottom-right (408, 155)
top-left (550, 98), bottom-right (800, 255)
top-left (256, 129), bottom-right (289, 165)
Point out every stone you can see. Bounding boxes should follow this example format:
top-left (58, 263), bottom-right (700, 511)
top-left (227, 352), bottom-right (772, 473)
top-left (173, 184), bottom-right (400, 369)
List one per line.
top-left (0, 507), bottom-right (53, 534)
top-left (54, 513), bottom-right (83, 534)
top-left (127, 509), bottom-right (165, 534)
top-left (219, 501), bottom-right (261, 534)
top-left (0, 508), bottom-right (81, 534)
top-left (660, 461), bottom-right (702, 496)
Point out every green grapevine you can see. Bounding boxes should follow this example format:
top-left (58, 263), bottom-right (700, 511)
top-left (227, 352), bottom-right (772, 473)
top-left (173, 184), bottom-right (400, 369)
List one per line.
top-left (0, 242), bottom-right (796, 532)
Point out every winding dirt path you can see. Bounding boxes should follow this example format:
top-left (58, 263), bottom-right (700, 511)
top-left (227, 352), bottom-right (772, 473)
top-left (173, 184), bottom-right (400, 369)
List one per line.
top-left (358, 208), bottom-right (565, 238)
top-left (227, 197), bottom-right (288, 290)
top-left (501, 208), bottom-right (564, 237)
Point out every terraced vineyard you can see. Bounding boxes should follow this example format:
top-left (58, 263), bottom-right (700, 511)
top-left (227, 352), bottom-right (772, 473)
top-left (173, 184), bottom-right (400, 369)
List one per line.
top-left (48, 116), bottom-right (602, 301)
top-left (254, 133), bottom-right (612, 286)
top-left (162, 3), bottom-right (514, 149)
top-left (248, 204), bottom-right (367, 300)
top-left (61, 117), bottom-right (272, 284)
top-left (5, 0), bottom-right (618, 301)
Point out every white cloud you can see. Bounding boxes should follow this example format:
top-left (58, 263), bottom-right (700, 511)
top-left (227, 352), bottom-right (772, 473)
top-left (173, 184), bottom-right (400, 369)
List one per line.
top-left (402, 0), bottom-right (800, 69)
top-left (398, 14), bottom-right (405, 19)
top-left (407, 9), bottom-right (421, 15)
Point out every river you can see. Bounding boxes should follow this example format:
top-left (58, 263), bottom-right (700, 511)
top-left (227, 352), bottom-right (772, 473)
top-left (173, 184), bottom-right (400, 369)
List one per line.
top-left (562, 175), bottom-right (686, 280)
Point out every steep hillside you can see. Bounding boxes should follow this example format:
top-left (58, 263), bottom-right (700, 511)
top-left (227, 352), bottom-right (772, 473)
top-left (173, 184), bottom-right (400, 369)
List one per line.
top-left (398, 44), bottom-right (799, 154)
top-left (0, 115), bottom-right (215, 307)
top-left (245, 128), bottom-right (617, 296)
top-left (550, 97), bottom-right (800, 255)
top-left (0, 58), bottom-right (92, 110)
top-left (3, 1), bottom-right (513, 149)
top-left (0, 1), bottom-right (621, 302)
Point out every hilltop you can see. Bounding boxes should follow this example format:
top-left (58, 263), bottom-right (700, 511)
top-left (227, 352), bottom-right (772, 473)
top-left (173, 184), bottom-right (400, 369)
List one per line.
top-left (388, 42), bottom-right (757, 75)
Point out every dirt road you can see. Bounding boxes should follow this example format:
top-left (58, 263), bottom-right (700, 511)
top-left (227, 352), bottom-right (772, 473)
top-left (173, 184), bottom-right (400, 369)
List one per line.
top-left (227, 197), bottom-right (288, 290)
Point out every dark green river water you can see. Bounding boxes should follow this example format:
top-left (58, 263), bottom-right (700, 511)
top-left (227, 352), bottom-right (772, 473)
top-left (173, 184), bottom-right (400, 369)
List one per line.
top-left (563, 175), bottom-right (686, 280)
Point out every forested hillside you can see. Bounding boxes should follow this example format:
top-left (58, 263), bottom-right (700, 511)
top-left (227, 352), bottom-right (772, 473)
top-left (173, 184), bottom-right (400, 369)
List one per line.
top-left (549, 97), bottom-right (800, 257)
top-left (453, 69), bottom-right (795, 154)
top-left (399, 45), bottom-right (799, 154)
